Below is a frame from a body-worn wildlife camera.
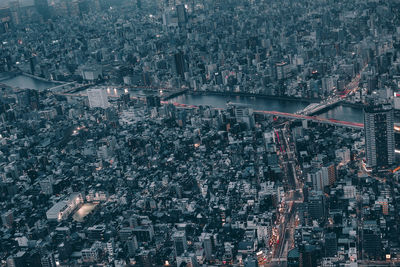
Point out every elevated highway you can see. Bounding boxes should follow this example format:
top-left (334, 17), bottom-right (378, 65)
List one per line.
top-left (256, 109), bottom-right (363, 129)
top-left (296, 64), bottom-right (365, 117)
top-left (298, 98), bottom-right (342, 116)
top-left (170, 102), bottom-right (364, 129)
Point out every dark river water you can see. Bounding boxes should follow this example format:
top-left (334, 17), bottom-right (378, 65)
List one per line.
top-left (0, 73), bottom-right (58, 91)
top-left (169, 93), bottom-right (365, 123)
top-left (317, 105), bottom-right (364, 123)
top-left (169, 94), bottom-right (310, 114)
top-left (0, 74), bottom-right (365, 123)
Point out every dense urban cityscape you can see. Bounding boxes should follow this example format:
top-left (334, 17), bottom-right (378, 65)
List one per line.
top-left (1, 0), bottom-right (400, 266)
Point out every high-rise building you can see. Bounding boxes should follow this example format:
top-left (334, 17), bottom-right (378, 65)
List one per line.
top-left (40, 253), bottom-right (56, 267)
top-left (119, 227), bottom-right (133, 242)
top-left (394, 126), bottom-right (400, 153)
top-left (126, 236), bottom-right (138, 257)
top-left (87, 224), bottom-right (106, 241)
top-left (299, 244), bottom-right (318, 267)
top-left (364, 101), bottom-right (394, 169)
top-left (176, 4), bottom-right (187, 25)
top-left (362, 220), bottom-right (382, 260)
top-left (57, 242), bottom-right (72, 262)
top-left (7, 251), bottom-right (26, 267)
top-left (307, 190), bottom-right (326, 223)
top-left (1, 210), bottom-right (13, 228)
top-left (322, 162), bottom-right (336, 186)
top-left (324, 232), bottom-right (337, 257)
top-left (200, 233), bottom-right (213, 261)
top-left (231, 104), bottom-right (254, 129)
top-left (173, 231), bottom-right (187, 257)
top-left (132, 225), bottom-right (154, 242)
top-left (87, 88), bottom-right (109, 109)
top-left (29, 56), bottom-right (36, 74)
top-left (174, 51), bottom-right (186, 78)
top-left (287, 248), bottom-right (300, 267)
top-left (39, 176), bottom-right (53, 195)
top-left (308, 169), bottom-right (327, 191)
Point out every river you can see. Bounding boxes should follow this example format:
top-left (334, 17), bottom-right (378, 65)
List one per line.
top-left (318, 105), bottom-right (364, 124)
top-left (0, 73), bottom-right (58, 91)
top-left (170, 94), bottom-right (311, 114)
top-left (0, 74), bottom-right (365, 123)
top-left (169, 93), bottom-right (365, 123)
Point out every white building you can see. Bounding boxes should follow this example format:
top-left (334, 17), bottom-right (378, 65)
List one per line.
top-left (86, 190), bottom-right (108, 202)
top-left (87, 88), bottom-right (109, 109)
top-left (308, 169), bottom-right (329, 191)
top-left (81, 66), bottom-right (102, 81)
top-left (46, 193), bottom-right (83, 221)
top-left (39, 176), bottom-right (53, 195)
top-left (82, 247), bottom-right (99, 262)
top-left (394, 94), bottom-right (400, 110)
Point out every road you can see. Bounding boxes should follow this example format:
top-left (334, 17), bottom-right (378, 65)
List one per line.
top-left (266, 63), bottom-right (368, 266)
top-left (267, 124), bottom-right (303, 266)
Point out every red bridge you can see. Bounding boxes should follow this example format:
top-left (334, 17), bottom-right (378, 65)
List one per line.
top-left (165, 101), bottom-right (364, 129)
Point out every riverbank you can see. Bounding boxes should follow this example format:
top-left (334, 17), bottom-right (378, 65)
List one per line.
top-left (341, 101), bottom-right (365, 109)
top-left (21, 71), bottom-right (65, 84)
top-left (0, 71), bottom-right (64, 84)
top-left (189, 90), bottom-right (321, 103)
top-left (0, 72), bottom-right (18, 82)
top-left (168, 91), bottom-right (311, 114)
top-left (0, 71), bottom-right (61, 91)
top-left (162, 89), bottom-right (188, 101)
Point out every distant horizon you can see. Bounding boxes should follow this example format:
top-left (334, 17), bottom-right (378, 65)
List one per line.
top-left (0, 0), bottom-right (35, 8)
top-left (0, 0), bottom-right (109, 9)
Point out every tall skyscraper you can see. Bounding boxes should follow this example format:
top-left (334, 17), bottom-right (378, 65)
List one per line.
top-left (1, 210), bottom-right (13, 228)
top-left (308, 190), bottom-right (326, 223)
top-left (174, 51), bottom-right (186, 78)
top-left (362, 220), bottom-right (382, 259)
top-left (308, 168), bottom-right (326, 191)
top-left (176, 4), bottom-right (187, 25)
top-left (172, 231), bottom-right (187, 257)
top-left (200, 233), bottom-right (213, 261)
top-left (322, 162), bottom-right (336, 186)
top-left (324, 232), bottom-right (337, 257)
top-left (299, 244), bottom-right (318, 267)
top-left (87, 89), bottom-right (109, 109)
top-left (364, 101), bottom-right (394, 169)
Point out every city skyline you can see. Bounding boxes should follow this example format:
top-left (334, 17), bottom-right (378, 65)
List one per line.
top-left (1, 0), bottom-right (400, 266)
